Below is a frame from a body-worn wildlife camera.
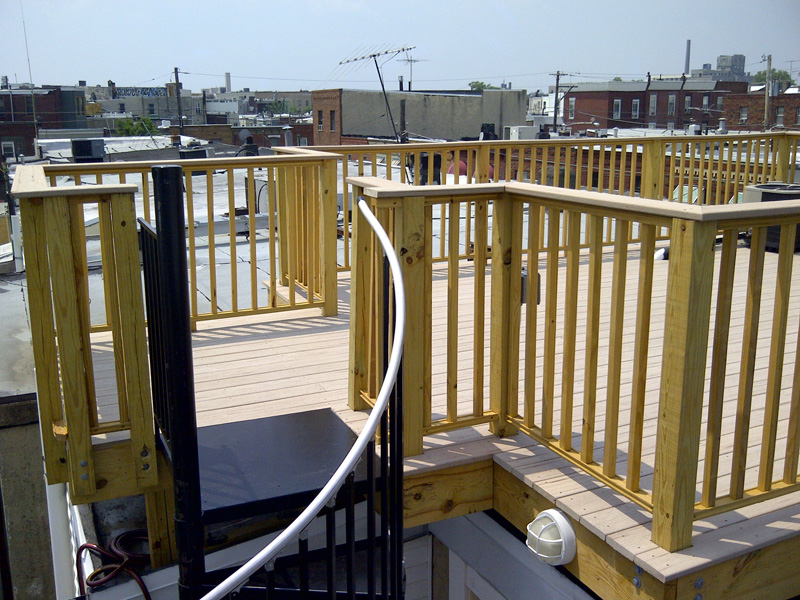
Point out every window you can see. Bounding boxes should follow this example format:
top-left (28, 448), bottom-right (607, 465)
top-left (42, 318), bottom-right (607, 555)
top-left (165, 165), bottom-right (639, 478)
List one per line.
top-left (1, 141), bottom-right (14, 159)
top-left (330, 109), bottom-right (336, 132)
top-left (702, 95), bottom-right (709, 111)
top-left (667, 122), bottom-right (675, 131)
top-left (632, 99), bottom-right (640, 119)
top-left (717, 97), bottom-right (723, 111)
top-left (739, 107), bottom-right (748, 124)
top-left (119, 102), bottom-right (126, 112)
top-left (649, 94), bottom-right (657, 116)
top-left (148, 103), bottom-right (155, 115)
top-left (776, 106), bottom-right (784, 126)
top-left (568, 97), bottom-right (575, 119)
top-left (796, 107), bottom-right (800, 125)
top-left (612, 98), bottom-right (621, 120)
top-left (684, 95), bottom-right (692, 114)
top-left (668, 94), bottom-right (676, 116)
top-left (317, 110), bottom-right (323, 131)
top-left (75, 96), bottom-right (85, 116)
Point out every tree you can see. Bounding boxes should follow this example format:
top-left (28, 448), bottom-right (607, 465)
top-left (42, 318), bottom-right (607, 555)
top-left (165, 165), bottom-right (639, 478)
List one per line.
top-left (753, 69), bottom-right (795, 86)
top-left (469, 81), bottom-right (498, 91)
top-left (115, 117), bottom-right (158, 136)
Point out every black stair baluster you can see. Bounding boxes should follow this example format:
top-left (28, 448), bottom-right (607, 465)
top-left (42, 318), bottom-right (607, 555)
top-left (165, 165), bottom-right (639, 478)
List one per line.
top-left (299, 529), bottom-right (310, 600)
top-left (265, 561), bottom-right (275, 600)
top-left (366, 441), bottom-right (376, 600)
top-left (345, 472), bottom-right (356, 600)
top-left (326, 502), bottom-right (336, 600)
top-left (380, 411), bottom-right (389, 600)
top-left (392, 354), bottom-right (404, 600)
top-left (381, 254), bottom-right (391, 600)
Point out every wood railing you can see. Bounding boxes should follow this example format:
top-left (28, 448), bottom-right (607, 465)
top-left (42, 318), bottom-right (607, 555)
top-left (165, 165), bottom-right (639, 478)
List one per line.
top-left (39, 150), bottom-right (340, 328)
top-left (348, 176), bottom-right (800, 552)
top-left (316, 132), bottom-right (799, 270)
top-left (11, 166), bottom-right (158, 501)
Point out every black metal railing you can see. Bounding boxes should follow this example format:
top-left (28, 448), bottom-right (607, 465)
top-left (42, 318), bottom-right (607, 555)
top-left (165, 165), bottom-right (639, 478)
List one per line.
top-left (140, 164), bottom-right (405, 600)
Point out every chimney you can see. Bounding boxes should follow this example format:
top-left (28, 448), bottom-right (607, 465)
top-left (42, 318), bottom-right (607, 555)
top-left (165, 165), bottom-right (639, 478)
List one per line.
top-left (684, 39), bottom-right (691, 75)
top-left (225, 72), bottom-right (232, 93)
top-left (399, 75), bottom-right (404, 91)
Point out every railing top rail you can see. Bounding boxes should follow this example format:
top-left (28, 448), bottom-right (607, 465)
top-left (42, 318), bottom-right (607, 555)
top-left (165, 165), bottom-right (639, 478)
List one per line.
top-left (350, 176), bottom-right (800, 225)
top-left (41, 150), bottom-right (339, 178)
top-left (318, 130), bottom-right (800, 154)
top-left (12, 164), bottom-right (139, 198)
top-left (349, 176), bottom-right (505, 199)
top-left (201, 196), bottom-right (406, 600)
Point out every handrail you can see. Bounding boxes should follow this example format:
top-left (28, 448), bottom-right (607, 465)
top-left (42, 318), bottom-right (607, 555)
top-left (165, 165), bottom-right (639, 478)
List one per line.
top-left (201, 197), bottom-right (406, 600)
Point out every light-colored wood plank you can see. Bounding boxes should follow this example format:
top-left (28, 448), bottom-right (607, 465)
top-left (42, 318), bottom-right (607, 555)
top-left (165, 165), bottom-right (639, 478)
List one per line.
top-left (17, 197), bottom-right (69, 483)
top-left (110, 193), bottom-right (158, 488)
top-left (651, 218), bottom-right (716, 551)
top-left (731, 226), bottom-right (767, 498)
top-left (45, 195), bottom-right (96, 497)
top-left (758, 223), bottom-right (797, 490)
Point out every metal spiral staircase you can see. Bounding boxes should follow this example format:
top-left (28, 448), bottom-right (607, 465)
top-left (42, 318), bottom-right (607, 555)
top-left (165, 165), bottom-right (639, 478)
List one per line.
top-left (140, 165), bottom-right (406, 600)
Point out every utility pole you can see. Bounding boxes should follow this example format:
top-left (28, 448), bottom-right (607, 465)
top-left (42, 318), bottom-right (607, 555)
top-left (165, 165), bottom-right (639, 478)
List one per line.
top-left (174, 67), bottom-right (184, 134)
top-left (763, 54), bottom-right (771, 130)
top-left (552, 71), bottom-right (561, 132)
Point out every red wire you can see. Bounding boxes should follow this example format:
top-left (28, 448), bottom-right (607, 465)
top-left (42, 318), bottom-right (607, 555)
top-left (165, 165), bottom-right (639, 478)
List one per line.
top-left (76, 530), bottom-right (152, 600)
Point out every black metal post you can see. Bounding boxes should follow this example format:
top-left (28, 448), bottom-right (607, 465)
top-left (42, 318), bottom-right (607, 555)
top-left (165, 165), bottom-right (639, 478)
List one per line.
top-left (152, 165), bottom-right (205, 600)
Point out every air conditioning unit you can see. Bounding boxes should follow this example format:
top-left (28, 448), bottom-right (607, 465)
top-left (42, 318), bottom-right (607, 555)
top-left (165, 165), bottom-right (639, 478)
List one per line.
top-left (742, 183), bottom-right (800, 252)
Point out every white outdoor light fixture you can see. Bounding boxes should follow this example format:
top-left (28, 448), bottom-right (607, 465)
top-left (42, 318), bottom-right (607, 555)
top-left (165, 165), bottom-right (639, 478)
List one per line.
top-left (526, 509), bottom-right (577, 565)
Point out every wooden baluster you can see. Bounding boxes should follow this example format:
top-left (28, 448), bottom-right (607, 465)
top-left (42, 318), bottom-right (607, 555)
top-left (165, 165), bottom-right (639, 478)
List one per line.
top-left (321, 158), bottom-right (339, 316)
top-left (758, 223), bottom-right (797, 491)
top-left (730, 226), bottom-right (766, 499)
top-left (559, 211), bottom-right (580, 451)
top-left (701, 229), bottom-right (737, 507)
top-left (581, 215), bottom-right (603, 464)
top-left (348, 186), bottom-right (372, 412)
top-left (626, 223), bottom-right (655, 492)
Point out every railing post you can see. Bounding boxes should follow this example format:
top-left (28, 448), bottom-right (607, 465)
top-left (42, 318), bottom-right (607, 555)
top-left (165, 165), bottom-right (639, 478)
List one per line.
top-left (348, 187), bottom-right (371, 412)
top-left (44, 195), bottom-right (96, 497)
top-left (641, 139), bottom-right (665, 200)
top-left (320, 159), bottom-right (339, 316)
top-left (651, 217), bottom-right (716, 552)
top-left (489, 193), bottom-right (522, 437)
top-left (394, 195), bottom-right (426, 456)
top-left (17, 195), bottom-right (69, 484)
top-left (775, 133), bottom-right (791, 183)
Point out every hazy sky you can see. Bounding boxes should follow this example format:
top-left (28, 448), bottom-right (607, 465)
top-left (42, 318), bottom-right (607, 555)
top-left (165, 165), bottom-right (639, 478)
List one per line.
top-left (3, 0), bottom-right (799, 94)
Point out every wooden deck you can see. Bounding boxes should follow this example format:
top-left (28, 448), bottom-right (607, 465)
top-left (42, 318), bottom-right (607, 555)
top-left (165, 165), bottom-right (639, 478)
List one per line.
top-left (92, 242), bottom-right (800, 599)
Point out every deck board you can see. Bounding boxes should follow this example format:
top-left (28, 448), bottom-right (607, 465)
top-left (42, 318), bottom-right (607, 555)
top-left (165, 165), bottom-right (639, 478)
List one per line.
top-left (90, 240), bottom-right (800, 585)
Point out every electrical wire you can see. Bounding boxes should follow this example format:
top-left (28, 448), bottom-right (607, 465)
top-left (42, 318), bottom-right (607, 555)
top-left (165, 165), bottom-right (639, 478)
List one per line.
top-left (76, 529), bottom-right (152, 599)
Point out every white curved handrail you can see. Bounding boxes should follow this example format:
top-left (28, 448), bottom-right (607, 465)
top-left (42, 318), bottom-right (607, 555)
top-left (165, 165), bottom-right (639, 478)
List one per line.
top-left (201, 197), bottom-right (405, 600)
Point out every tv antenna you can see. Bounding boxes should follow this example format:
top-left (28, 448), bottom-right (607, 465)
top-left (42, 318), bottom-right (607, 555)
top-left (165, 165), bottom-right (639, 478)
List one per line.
top-left (401, 53), bottom-right (427, 91)
top-left (339, 46), bottom-right (415, 142)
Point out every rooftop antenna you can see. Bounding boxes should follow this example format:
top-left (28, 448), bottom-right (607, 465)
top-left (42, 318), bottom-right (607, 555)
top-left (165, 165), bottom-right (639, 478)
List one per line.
top-left (400, 53), bottom-right (427, 91)
top-left (340, 46), bottom-right (415, 142)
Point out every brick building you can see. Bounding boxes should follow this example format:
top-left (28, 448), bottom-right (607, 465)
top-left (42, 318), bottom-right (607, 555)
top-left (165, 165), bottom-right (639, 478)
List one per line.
top-left (722, 88), bottom-right (800, 131)
top-left (562, 78), bottom-right (747, 133)
top-left (0, 86), bottom-right (87, 157)
top-left (312, 88), bottom-right (528, 144)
